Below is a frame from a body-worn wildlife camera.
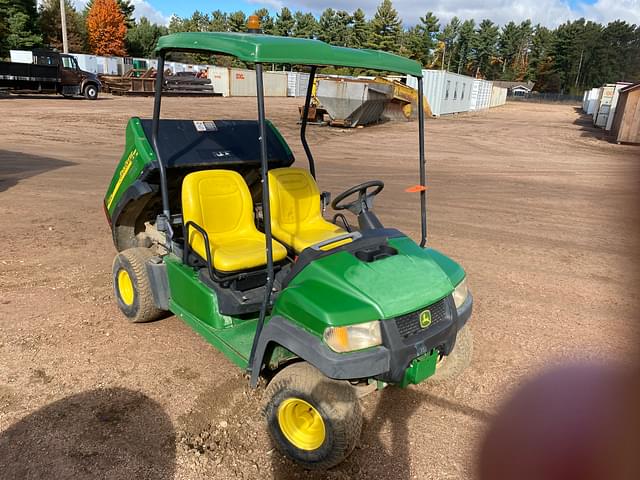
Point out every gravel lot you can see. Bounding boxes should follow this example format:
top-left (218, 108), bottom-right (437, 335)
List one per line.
top-left (1, 95), bottom-right (638, 479)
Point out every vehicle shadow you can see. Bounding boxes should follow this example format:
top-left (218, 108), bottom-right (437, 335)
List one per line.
top-left (0, 150), bottom-right (75, 193)
top-left (572, 106), bottom-right (614, 142)
top-left (0, 93), bottom-right (112, 101)
top-left (270, 385), bottom-right (492, 479)
top-left (0, 387), bottom-right (176, 480)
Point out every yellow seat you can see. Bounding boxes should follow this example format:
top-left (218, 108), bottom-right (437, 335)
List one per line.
top-left (268, 167), bottom-right (346, 253)
top-left (182, 170), bottom-right (287, 273)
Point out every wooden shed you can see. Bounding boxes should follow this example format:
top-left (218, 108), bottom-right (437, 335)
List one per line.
top-left (610, 83), bottom-right (640, 144)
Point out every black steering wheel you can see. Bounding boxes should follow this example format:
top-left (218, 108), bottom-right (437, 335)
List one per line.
top-left (331, 180), bottom-right (385, 215)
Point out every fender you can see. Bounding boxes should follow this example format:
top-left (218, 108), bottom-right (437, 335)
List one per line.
top-left (249, 315), bottom-right (390, 387)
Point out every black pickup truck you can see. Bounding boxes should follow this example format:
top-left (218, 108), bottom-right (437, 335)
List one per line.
top-left (0, 50), bottom-right (101, 100)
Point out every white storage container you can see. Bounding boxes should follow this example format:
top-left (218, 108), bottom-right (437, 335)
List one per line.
top-left (229, 68), bottom-right (288, 97)
top-left (10, 50), bottom-right (33, 64)
top-left (72, 53), bottom-right (98, 74)
top-left (490, 86), bottom-right (507, 107)
top-left (407, 70), bottom-right (473, 116)
top-left (208, 66), bottom-right (230, 97)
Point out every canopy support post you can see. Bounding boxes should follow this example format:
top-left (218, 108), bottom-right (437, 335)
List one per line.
top-left (418, 76), bottom-right (427, 247)
top-left (300, 66), bottom-right (317, 178)
top-left (151, 54), bottom-right (172, 241)
top-left (248, 62), bottom-right (274, 378)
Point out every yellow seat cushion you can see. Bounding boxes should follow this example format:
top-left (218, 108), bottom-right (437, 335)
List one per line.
top-left (182, 170), bottom-right (287, 272)
top-left (268, 167), bottom-right (346, 253)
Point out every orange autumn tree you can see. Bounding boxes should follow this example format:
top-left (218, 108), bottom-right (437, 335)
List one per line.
top-left (86, 0), bottom-right (127, 56)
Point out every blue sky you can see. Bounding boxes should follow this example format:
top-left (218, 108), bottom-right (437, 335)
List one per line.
top-left (70, 0), bottom-right (640, 27)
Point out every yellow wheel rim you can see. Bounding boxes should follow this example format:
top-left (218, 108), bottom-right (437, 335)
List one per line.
top-left (117, 269), bottom-right (135, 306)
top-left (277, 398), bottom-right (326, 451)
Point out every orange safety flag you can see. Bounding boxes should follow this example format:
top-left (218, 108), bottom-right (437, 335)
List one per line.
top-left (405, 185), bottom-right (427, 193)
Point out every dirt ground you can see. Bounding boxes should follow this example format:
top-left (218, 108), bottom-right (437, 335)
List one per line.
top-left (1, 95), bottom-right (639, 480)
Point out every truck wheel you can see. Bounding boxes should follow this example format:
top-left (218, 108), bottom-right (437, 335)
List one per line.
top-left (112, 248), bottom-right (163, 323)
top-left (264, 362), bottom-right (362, 470)
top-left (431, 325), bottom-right (473, 383)
top-left (84, 84), bottom-right (99, 100)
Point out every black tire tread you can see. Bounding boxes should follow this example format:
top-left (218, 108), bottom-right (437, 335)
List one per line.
top-left (264, 362), bottom-right (362, 470)
top-left (113, 247), bottom-right (162, 323)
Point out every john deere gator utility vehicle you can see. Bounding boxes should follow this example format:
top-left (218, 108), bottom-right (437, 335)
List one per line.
top-left (104, 17), bottom-right (473, 470)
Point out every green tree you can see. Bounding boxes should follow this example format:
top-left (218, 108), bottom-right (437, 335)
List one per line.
top-left (0, 0), bottom-right (42, 56)
top-left (126, 17), bottom-right (166, 57)
top-left (253, 8), bottom-right (274, 34)
top-left (318, 8), bottom-right (337, 44)
top-left (228, 11), bottom-right (246, 32)
top-left (39, 0), bottom-right (85, 52)
top-left (275, 7), bottom-right (295, 37)
top-left (407, 11), bottom-right (440, 66)
top-left (209, 10), bottom-right (228, 32)
top-left (350, 8), bottom-right (369, 48)
top-left (470, 19), bottom-right (499, 77)
top-left (439, 16), bottom-right (460, 71)
top-left (293, 11), bottom-right (317, 38)
top-left (527, 24), bottom-right (554, 88)
top-left (369, 0), bottom-right (402, 53)
top-left (453, 19), bottom-right (475, 74)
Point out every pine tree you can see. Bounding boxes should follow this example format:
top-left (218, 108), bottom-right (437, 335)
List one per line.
top-left (86, 0), bottom-right (127, 56)
top-left (293, 11), bottom-right (317, 38)
top-left (39, 0), bottom-right (85, 52)
top-left (275, 7), bottom-right (295, 37)
top-left (453, 19), bottom-right (475, 74)
top-left (228, 11), bottom-right (247, 32)
top-left (0, 0), bottom-right (42, 56)
top-left (369, 0), bottom-right (402, 53)
top-left (209, 10), bottom-right (228, 32)
top-left (411, 11), bottom-right (440, 66)
top-left (350, 8), bottom-right (369, 48)
top-left (470, 19), bottom-right (499, 77)
top-left (126, 17), bottom-right (166, 57)
top-left (253, 8), bottom-right (274, 34)
top-left (318, 8), bottom-right (337, 44)
top-left (439, 17), bottom-right (460, 71)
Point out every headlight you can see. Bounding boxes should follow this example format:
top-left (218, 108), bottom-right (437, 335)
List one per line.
top-left (323, 321), bottom-right (382, 353)
top-left (452, 278), bottom-right (469, 309)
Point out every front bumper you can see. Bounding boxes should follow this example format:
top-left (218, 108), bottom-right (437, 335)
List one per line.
top-left (250, 293), bottom-right (473, 387)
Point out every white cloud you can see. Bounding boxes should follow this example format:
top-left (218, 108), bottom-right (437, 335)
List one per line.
top-left (69, 0), bottom-right (170, 26)
top-left (272, 0), bottom-right (640, 27)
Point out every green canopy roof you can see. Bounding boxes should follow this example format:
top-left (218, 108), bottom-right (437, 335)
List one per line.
top-left (155, 32), bottom-right (423, 77)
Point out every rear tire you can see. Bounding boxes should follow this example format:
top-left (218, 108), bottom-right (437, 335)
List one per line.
top-left (264, 362), bottom-right (362, 470)
top-left (84, 83), bottom-right (99, 100)
top-left (431, 325), bottom-right (473, 383)
top-left (112, 247), bottom-right (163, 323)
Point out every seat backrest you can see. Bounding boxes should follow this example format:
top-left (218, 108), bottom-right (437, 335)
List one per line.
top-left (268, 168), bottom-right (323, 231)
top-left (182, 170), bottom-right (256, 245)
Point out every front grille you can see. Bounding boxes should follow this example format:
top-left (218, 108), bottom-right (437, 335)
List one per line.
top-left (395, 298), bottom-right (448, 339)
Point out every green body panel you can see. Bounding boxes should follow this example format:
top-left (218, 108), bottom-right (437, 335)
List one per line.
top-left (400, 350), bottom-right (438, 388)
top-left (155, 32), bottom-right (423, 77)
top-left (104, 118), bottom-right (155, 214)
top-left (271, 236), bottom-right (461, 336)
top-left (165, 255), bottom-right (262, 368)
top-left (165, 255), bottom-right (235, 329)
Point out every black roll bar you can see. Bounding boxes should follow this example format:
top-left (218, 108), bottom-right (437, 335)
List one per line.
top-left (417, 77), bottom-right (427, 247)
top-left (151, 53), bottom-right (171, 227)
top-left (300, 66), bottom-right (317, 178)
top-left (247, 62), bottom-right (274, 374)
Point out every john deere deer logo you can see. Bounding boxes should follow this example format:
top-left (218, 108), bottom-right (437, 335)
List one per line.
top-left (419, 310), bottom-right (432, 329)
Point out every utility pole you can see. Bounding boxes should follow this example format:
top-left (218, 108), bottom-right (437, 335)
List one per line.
top-left (574, 49), bottom-right (584, 89)
top-left (60, 0), bottom-right (69, 53)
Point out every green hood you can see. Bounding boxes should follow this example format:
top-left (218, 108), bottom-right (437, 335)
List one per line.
top-left (272, 236), bottom-right (464, 336)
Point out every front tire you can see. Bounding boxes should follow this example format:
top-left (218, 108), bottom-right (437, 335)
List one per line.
top-left (112, 248), bottom-right (163, 323)
top-left (84, 83), bottom-right (99, 100)
top-left (264, 362), bottom-right (362, 470)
